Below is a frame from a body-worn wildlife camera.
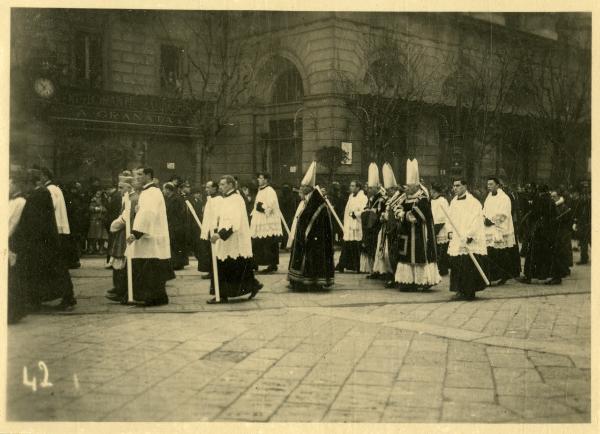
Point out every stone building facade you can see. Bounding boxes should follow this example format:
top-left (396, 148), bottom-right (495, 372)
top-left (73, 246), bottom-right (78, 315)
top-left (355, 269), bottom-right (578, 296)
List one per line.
top-left (10, 10), bottom-right (591, 187)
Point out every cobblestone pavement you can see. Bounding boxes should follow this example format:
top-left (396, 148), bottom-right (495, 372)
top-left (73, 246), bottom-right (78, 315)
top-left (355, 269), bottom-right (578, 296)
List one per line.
top-left (5, 252), bottom-right (591, 423)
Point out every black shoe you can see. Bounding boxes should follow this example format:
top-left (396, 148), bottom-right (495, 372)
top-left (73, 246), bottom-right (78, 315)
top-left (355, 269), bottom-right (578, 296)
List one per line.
top-left (201, 274), bottom-right (211, 280)
top-left (366, 273), bottom-right (379, 279)
top-left (576, 261), bottom-right (588, 265)
top-left (248, 283), bottom-right (263, 300)
top-left (545, 278), bottom-right (562, 285)
top-left (57, 298), bottom-right (77, 310)
top-left (207, 297), bottom-right (228, 304)
top-left (496, 279), bottom-right (507, 286)
top-left (518, 277), bottom-right (532, 284)
top-left (69, 262), bottom-right (81, 269)
top-left (105, 294), bottom-right (124, 302)
top-left (258, 266), bottom-right (277, 274)
top-left (335, 265), bottom-right (344, 273)
top-left (144, 297), bottom-right (169, 307)
top-left (384, 280), bottom-right (396, 289)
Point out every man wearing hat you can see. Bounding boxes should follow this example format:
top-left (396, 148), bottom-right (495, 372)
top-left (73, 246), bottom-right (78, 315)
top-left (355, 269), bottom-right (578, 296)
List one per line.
top-left (336, 180), bottom-right (368, 273)
top-left (390, 158), bottom-right (441, 291)
top-left (373, 163), bottom-right (400, 282)
top-left (288, 161), bottom-right (335, 290)
top-left (361, 163), bottom-right (386, 276)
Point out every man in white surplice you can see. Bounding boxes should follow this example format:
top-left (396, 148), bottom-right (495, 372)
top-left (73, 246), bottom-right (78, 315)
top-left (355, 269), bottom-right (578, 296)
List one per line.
top-left (127, 167), bottom-right (175, 306)
top-left (250, 172), bottom-right (283, 274)
top-left (335, 180), bottom-right (368, 273)
top-left (207, 175), bottom-right (263, 304)
top-left (482, 177), bottom-right (521, 284)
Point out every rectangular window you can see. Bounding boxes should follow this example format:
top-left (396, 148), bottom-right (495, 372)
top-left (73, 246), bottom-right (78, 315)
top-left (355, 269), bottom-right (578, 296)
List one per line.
top-left (160, 44), bottom-right (184, 94)
top-left (74, 31), bottom-right (103, 88)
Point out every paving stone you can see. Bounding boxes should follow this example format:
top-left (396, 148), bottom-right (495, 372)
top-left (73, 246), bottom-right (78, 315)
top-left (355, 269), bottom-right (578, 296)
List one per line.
top-left (443, 387), bottom-right (495, 403)
top-left (218, 394), bottom-right (283, 421)
top-left (495, 381), bottom-right (563, 398)
top-left (363, 344), bottom-right (410, 359)
top-left (8, 395), bottom-right (75, 421)
top-left (346, 370), bottom-right (396, 387)
top-left (61, 393), bottom-right (133, 415)
top-left (248, 377), bottom-right (298, 396)
top-left (250, 348), bottom-right (288, 360)
top-left (388, 381), bottom-right (443, 409)
top-left (445, 369), bottom-right (494, 389)
top-left (330, 384), bottom-right (390, 412)
top-left (160, 403), bottom-right (223, 422)
top-left (487, 353), bottom-right (533, 369)
top-left (397, 365), bottom-right (445, 383)
top-left (441, 401), bottom-right (517, 422)
top-left (537, 366), bottom-right (589, 383)
top-left (195, 385), bottom-right (247, 408)
top-left (277, 350), bottom-right (324, 367)
top-left (409, 337), bottom-right (448, 353)
top-left (234, 356), bottom-right (277, 371)
top-left (355, 357), bottom-right (402, 373)
top-left (381, 404), bottom-right (440, 422)
top-left (202, 350), bottom-right (248, 364)
top-left (492, 367), bottom-right (543, 384)
top-left (269, 402), bottom-right (328, 422)
top-left (262, 365), bottom-right (310, 381)
top-left (403, 350), bottom-right (446, 366)
top-left (217, 369), bottom-right (263, 388)
top-left (323, 409), bottom-right (383, 422)
top-left (498, 396), bottom-right (579, 420)
top-left (303, 363), bottom-right (354, 386)
top-left (221, 339), bottom-right (265, 353)
top-left (287, 384), bottom-right (340, 406)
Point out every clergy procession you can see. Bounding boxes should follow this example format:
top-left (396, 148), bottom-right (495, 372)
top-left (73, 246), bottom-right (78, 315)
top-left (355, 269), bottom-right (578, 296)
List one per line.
top-left (7, 158), bottom-right (590, 323)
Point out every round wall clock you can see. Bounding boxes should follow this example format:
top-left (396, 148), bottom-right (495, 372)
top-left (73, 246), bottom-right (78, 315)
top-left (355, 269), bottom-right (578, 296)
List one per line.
top-left (34, 77), bottom-right (55, 98)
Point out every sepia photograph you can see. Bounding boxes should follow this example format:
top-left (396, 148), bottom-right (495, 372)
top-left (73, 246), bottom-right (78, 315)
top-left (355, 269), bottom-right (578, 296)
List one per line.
top-left (3, 4), bottom-right (594, 428)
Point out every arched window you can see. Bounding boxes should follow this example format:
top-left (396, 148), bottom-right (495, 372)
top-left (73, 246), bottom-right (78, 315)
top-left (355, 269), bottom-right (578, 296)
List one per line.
top-left (364, 58), bottom-right (406, 93)
top-left (271, 67), bottom-right (303, 104)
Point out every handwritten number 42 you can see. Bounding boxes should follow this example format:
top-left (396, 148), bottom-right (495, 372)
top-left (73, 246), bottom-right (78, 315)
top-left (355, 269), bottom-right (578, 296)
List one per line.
top-left (23, 361), bottom-right (53, 392)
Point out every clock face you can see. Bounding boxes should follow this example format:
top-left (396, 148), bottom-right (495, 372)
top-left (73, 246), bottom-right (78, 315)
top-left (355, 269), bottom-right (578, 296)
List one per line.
top-left (34, 78), bottom-right (55, 98)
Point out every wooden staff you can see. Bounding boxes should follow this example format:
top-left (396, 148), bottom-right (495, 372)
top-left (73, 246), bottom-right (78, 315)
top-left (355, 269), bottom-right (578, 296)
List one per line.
top-left (124, 191), bottom-right (134, 303)
top-left (440, 205), bottom-right (490, 286)
top-left (185, 200), bottom-right (202, 230)
top-left (211, 218), bottom-right (221, 303)
top-left (186, 200), bottom-right (220, 302)
top-left (315, 185), bottom-right (344, 234)
top-left (279, 211), bottom-right (291, 236)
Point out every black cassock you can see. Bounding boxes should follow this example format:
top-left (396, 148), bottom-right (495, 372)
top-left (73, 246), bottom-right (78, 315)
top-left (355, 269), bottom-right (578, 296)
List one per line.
top-left (554, 202), bottom-right (573, 278)
top-left (523, 192), bottom-right (560, 280)
top-left (288, 191), bottom-right (335, 289)
top-left (11, 186), bottom-right (73, 306)
top-left (361, 193), bottom-right (385, 268)
top-left (165, 193), bottom-right (189, 270)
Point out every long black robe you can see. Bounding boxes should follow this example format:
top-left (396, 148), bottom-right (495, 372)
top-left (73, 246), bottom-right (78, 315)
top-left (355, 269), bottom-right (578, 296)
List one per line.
top-left (12, 186), bottom-right (73, 306)
top-left (288, 191), bottom-right (335, 289)
top-left (394, 195), bottom-right (438, 266)
top-left (554, 201), bottom-right (573, 278)
top-left (361, 193), bottom-right (385, 270)
top-left (523, 192), bottom-right (560, 280)
top-left (165, 193), bottom-right (189, 270)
